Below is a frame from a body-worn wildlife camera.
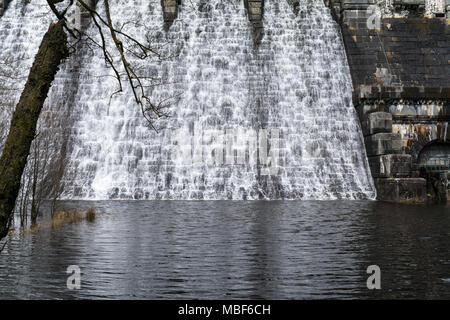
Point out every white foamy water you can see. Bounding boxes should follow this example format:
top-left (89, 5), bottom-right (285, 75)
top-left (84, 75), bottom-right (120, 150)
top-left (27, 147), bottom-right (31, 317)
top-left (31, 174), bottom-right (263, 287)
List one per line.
top-left (0, 0), bottom-right (376, 200)
top-left (0, 1), bottom-right (51, 145)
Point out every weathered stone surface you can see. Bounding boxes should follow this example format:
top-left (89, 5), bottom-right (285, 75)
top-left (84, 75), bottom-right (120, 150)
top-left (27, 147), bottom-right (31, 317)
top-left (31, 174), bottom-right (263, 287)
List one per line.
top-left (355, 87), bottom-right (450, 101)
top-left (389, 103), bottom-right (449, 119)
top-left (365, 133), bottom-right (403, 156)
top-left (362, 112), bottom-right (392, 136)
top-left (244, 0), bottom-right (264, 43)
top-left (245, 0), bottom-right (264, 21)
top-left (418, 138), bottom-right (450, 157)
top-left (369, 154), bottom-right (412, 178)
top-left (374, 178), bottom-right (427, 202)
top-left (328, 0), bottom-right (449, 203)
top-left (392, 122), bottom-right (449, 162)
top-left (336, 9), bottom-right (450, 90)
top-left (162, 0), bottom-right (179, 23)
top-left (357, 101), bottom-right (449, 123)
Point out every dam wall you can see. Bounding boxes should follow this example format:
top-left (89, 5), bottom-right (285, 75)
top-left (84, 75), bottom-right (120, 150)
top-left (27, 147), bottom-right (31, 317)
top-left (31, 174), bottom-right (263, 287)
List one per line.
top-left (1, 0), bottom-right (376, 201)
top-left (4, 1), bottom-right (448, 202)
top-left (327, 0), bottom-right (450, 202)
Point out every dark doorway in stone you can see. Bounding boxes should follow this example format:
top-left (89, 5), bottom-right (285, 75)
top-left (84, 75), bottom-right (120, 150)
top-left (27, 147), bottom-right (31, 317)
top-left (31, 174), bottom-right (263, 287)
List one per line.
top-left (417, 141), bottom-right (450, 202)
top-left (418, 141), bottom-right (450, 168)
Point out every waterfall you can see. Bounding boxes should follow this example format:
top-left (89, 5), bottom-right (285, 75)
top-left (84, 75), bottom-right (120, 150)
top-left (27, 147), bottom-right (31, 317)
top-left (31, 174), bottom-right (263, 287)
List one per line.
top-left (0, 0), bottom-right (376, 200)
top-left (0, 1), bottom-right (51, 146)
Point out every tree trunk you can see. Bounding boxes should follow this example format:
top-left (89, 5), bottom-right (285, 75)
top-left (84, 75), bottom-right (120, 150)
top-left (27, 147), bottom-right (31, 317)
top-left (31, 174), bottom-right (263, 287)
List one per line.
top-left (0, 20), bottom-right (68, 240)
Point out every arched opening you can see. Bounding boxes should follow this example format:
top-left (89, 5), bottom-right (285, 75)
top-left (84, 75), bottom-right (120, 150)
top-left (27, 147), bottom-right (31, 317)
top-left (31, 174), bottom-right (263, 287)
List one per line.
top-left (417, 141), bottom-right (450, 202)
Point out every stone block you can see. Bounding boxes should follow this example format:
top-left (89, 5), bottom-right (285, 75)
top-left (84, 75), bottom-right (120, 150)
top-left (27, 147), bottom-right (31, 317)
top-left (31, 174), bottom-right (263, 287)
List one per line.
top-left (162, 0), bottom-right (179, 22)
top-left (165, 6), bottom-right (177, 13)
top-left (374, 178), bottom-right (427, 202)
top-left (246, 0), bottom-right (264, 21)
top-left (369, 154), bottom-right (412, 178)
top-left (364, 133), bottom-right (403, 156)
top-left (249, 7), bottom-right (262, 15)
top-left (437, 122), bottom-right (449, 141)
top-left (362, 112), bottom-right (392, 136)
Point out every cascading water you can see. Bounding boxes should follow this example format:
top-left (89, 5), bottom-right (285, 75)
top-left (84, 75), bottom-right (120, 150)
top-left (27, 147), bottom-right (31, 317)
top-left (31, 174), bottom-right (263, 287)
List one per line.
top-left (0, 1), bottom-right (51, 145)
top-left (0, 0), bottom-right (376, 200)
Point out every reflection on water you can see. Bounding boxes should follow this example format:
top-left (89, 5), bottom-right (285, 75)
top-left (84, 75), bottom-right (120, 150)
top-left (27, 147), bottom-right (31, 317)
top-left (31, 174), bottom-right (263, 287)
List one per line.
top-left (0, 201), bottom-right (449, 299)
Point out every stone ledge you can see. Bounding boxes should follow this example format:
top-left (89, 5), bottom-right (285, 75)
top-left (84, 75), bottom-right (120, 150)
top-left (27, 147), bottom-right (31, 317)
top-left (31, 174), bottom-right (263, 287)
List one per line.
top-left (362, 112), bottom-right (392, 136)
top-left (364, 132), bottom-right (403, 156)
top-left (327, 0), bottom-right (447, 19)
top-left (244, 0), bottom-right (264, 43)
top-left (369, 154), bottom-right (412, 178)
top-left (354, 86), bottom-right (450, 100)
top-left (374, 177), bottom-right (427, 202)
top-left (356, 102), bottom-right (450, 122)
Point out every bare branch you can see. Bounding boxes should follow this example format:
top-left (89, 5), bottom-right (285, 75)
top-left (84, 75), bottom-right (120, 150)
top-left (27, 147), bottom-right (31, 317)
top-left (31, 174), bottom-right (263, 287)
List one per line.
top-left (43, 0), bottom-right (178, 129)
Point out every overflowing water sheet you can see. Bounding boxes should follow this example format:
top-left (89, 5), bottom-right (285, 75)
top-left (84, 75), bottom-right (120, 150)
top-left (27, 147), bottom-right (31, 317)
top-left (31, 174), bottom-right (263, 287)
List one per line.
top-left (0, 1), bottom-right (51, 145)
top-left (0, 0), bottom-right (376, 200)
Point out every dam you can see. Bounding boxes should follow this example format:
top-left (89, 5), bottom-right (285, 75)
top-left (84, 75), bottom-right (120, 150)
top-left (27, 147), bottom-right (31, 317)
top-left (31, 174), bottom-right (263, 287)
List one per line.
top-left (0, 0), bottom-right (448, 202)
top-left (0, 0), bottom-right (377, 200)
top-left (1, 0), bottom-right (450, 301)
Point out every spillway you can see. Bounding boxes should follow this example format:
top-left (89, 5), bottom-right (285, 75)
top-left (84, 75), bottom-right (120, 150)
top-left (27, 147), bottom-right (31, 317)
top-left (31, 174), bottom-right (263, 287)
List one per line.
top-left (0, 0), bottom-right (376, 200)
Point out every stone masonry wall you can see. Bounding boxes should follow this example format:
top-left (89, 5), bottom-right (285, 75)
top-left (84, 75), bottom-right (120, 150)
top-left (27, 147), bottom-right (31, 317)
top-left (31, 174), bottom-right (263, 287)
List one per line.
top-left (326, 0), bottom-right (450, 202)
top-left (335, 2), bottom-right (450, 92)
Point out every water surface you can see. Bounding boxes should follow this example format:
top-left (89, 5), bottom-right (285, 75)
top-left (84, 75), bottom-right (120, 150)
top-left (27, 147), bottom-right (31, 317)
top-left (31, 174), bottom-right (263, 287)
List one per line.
top-left (0, 201), bottom-right (449, 299)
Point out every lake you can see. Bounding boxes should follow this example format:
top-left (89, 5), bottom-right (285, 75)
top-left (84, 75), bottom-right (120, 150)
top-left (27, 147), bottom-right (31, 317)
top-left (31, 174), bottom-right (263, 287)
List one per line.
top-left (0, 201), bottom-right (449, 299)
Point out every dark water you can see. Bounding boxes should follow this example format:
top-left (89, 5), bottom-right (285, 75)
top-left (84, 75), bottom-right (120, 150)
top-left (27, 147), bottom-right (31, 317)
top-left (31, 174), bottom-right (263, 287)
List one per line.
top-left (0, 201), bottom-right (449, 299)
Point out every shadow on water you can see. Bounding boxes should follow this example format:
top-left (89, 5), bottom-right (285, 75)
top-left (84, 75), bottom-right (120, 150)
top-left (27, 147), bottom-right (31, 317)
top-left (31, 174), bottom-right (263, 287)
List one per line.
top-left (0, 200), bottom-right (449, 299)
